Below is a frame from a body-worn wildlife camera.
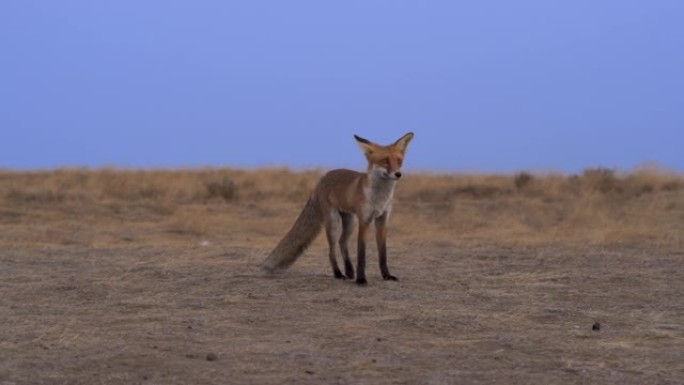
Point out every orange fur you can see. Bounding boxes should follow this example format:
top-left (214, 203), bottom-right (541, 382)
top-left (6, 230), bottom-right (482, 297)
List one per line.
top-left (263, 132), bottom-right (414, 285)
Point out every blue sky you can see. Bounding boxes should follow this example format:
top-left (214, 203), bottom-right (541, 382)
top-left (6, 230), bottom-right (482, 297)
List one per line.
top-left (1, 1), bottom-right (682, 173)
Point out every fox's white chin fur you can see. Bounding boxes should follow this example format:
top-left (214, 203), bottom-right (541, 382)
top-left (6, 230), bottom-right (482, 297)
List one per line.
top-left (370, 166), bottom-right (400, 181)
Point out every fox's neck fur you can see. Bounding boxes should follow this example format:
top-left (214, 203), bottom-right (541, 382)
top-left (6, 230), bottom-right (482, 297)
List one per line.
top-left (362, 166), bottom-right (396, 221)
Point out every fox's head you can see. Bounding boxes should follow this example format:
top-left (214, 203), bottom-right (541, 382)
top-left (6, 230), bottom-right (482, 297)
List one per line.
top-left (354, 132), bottom-right (414, 181)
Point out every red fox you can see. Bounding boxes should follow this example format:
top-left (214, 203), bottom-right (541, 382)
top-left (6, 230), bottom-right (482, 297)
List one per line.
top-left (262, 132), bottom-right (414, 285)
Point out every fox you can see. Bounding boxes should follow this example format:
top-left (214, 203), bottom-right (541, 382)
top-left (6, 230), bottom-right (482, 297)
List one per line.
top-left (262, 132), bottom-right (414, 285)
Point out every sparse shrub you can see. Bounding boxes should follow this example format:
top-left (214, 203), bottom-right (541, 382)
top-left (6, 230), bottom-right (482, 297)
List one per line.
top-left (662, 181), bottom-right (682, 192)
top-left (582, 168), bottom-right (618, 193)
top-left (621, 172), bottom-right (657, 197)
top-left (514, 172), bottom-right (534, 190)
top-left (205, 177), bottom-right (237, 202)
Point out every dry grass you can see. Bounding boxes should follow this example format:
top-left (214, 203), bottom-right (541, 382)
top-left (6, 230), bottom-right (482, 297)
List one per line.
top-left (402, 168), bottom-right (683, 247)
top-left (1, 167), bottom-right (682, 248)
top-left (1, 167), bottom-right (683, 384)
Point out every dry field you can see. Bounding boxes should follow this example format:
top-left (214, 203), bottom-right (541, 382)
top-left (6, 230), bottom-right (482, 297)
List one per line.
top-left (1, 167), bottom-right (683, 384)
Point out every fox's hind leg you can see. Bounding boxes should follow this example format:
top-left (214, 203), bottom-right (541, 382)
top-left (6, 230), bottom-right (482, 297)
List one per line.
top-left (324, 209), bottom-right (344, 279)
top-left (339, 212), bottom-right (355, 279)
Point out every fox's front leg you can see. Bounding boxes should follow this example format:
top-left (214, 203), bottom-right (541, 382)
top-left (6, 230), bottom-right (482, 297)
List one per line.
top-left (355, 220), bottom-right (369, 286)
top-left (375, 212), bottom-right (397, 281)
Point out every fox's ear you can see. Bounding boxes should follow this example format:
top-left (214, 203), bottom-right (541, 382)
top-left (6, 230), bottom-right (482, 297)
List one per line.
top-left (354, 134), bottom-right (376, 155)
top-left (393, 132), bottom-right (414, 153)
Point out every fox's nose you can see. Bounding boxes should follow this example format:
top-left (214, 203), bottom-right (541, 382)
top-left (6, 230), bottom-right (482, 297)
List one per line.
top-left (394, 172), bottom-right (402, 179)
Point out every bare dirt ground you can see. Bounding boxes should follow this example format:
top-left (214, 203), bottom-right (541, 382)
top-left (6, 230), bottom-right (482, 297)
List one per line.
top-left (1, 168), bottom-right (683, 384)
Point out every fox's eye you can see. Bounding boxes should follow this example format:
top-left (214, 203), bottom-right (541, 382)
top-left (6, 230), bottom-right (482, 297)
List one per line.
top-left (382, 158), bottom-right (390, 166)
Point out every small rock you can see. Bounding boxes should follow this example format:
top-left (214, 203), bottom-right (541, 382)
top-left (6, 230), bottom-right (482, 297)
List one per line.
top-left (206, 353), bottom-right (218, 361)
top-left (305, 370), bottom-right (315, 375)
top-left (592, 322), bottom-right (601, 331)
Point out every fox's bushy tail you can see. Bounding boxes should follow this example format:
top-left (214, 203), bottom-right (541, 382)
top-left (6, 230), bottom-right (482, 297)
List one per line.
top-left (262, 196), bottom-right (323, 272)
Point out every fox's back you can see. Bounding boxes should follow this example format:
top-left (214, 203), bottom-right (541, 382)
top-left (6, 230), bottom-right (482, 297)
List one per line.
top-left (315, 169), bottom-right (366, 212)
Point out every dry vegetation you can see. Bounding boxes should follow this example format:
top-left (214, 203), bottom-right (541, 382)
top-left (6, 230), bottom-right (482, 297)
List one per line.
top-left (1, 167), bottom-right (683, 384)
top-left (1, 167), bottom-right (681, 248)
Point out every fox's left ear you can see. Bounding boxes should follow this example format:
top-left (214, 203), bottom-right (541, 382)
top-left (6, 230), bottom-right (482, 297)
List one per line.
top-left (393, 132), bottom-right (414, 153)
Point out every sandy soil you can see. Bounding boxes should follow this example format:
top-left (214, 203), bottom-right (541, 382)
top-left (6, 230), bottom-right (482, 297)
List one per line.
top-left (2, 242), bottom-right (683, 385)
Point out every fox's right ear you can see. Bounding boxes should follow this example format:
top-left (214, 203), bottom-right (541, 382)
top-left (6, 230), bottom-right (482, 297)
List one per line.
top-left (354, 134), bottom-right (376, 155)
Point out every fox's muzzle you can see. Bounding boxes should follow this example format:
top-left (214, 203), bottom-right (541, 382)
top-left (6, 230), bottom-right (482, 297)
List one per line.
top-left (380, 169), bottom-right (402, 180)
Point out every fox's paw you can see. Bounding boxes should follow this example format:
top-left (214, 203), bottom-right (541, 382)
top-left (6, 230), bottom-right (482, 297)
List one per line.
top-left (344, 261), bottom-right (355, 279)
top-left (383, 274), bottom-right (398, 281)
top-left (355, 277), bottom-right (367, 286)
top-left (333, 269), bottom-right (346, 280)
